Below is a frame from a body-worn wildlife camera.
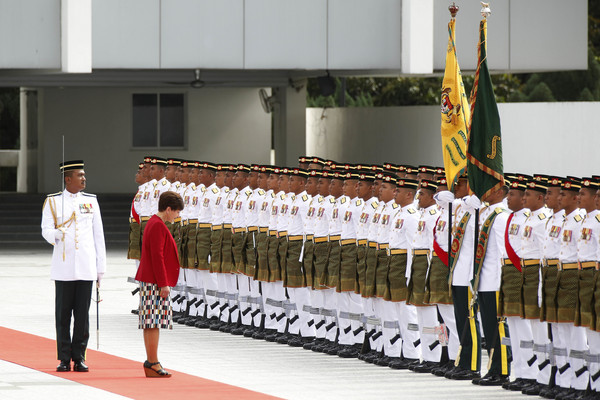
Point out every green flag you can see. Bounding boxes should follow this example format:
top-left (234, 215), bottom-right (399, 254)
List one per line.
top-left (467, 19), bottom-right (504, 200)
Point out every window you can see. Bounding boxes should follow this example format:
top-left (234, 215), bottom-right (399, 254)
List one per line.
top-left (132, 93), bottom-right (185, 148)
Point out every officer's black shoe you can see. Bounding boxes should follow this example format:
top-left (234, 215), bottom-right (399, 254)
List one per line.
top-left (177, 316), bottom-right (189, 325)
top-left (185, 316), bottom-right (199, 326)
top-left (243, 327), bottom-right (257, 337)
top-left (506, 378), bottom-right (536, 391)
top-left (337, 344), bottom-right (360, 358)
top-left (432, 360), bottom-right (454, 376)
top-left (522, 383), bottom-right (546, 395)
top-left (357, 349), bottom-right (377, 360)
top-left (195, 318), bottom-right (212, 329)
top-left (312, 340), bottom-right (333, 353)
top-left (219, 323), bottom-right (235, 333)
top-left (231, 326), bottom-right (246, 335)
top-left (476, 373), bottom-right (509, 386)
top-left (445, 366), bottom-right (480, 380)
top-left (325, 343), bottom-right (342, 355)
top-left (56, 360), bottom-right (70, 372)
top-left (375, 356), bottom-right (393, 366)
top-left (131, 309), bottom-right (139, 315)
top-left (209, 320), bottom-right (224, 331)
top-left (412, 361), bottom-right (440, 373)
top-left (540, 386), bottom-right (568, 399)
top-left (287, 336), bottom-right (305, 347)
top-left (580, 390), bottom-right (600, 400)
top-left (388, 357), bottom-right (418, 370)
top-left (73, 360), bottom-right (89, 372)
top-left (276, 332), bottom-right (292, 344)
top-left (302, 338), bottom-right (322, 350)
top-left (555, 388), bottom-right (584, 400)
top-left (364, 351), bottom-right (384, 364)
top-left (264, 331), bottom-right (280, 342)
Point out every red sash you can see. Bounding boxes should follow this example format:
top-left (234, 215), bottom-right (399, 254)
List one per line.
top-left (432, 216), bottom-right (448, 267)
top-left (504, 212), bottom-right (522, 272)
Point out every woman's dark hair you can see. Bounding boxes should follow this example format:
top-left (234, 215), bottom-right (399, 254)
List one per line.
top-left (158, 191), bottom-right (184, 212)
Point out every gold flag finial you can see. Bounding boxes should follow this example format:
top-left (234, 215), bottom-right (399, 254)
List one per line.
top-left (480, 2), bottom-right (491, 18)
top-left (449, 2), bottom-right (459, 19)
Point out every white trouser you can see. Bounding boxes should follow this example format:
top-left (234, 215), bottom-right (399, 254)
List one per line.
top-left (321, 289), bottom-right (338, 342)
top-left (249, 278), bottom-right (263, 327)
top-left (381, 300), bottom-right (401, 357)
top-left (398, 302), bottom-right (421, 360)
top-left (588, 329), bottom-right (600, 392)
top-left (216, 273), bottom-right (229, 323)
top-left (437, 303), bottom-right (459, 360)
top-left (237, 274), bottom-right (252, 326)
top-left (171, 267), bottom-right (185, 313)
top-left (337, 292), bottom-right (365, 345)
top-left (184, 269), bottom-right (198, 316)
top-left (288, 287), bottom-right (314, 337)
top-left (506, 316), bottom-right (536, 380)
top-left (310, 289), bottom-right (326, 339)
top-left (225, 273), bottom-right (239, 324)
top-left (531, 319), bottom-right (551, 385)
top-left (553, 323), bottom-right (589, 390)
top-left (417, 305), bottom-right (442, 362)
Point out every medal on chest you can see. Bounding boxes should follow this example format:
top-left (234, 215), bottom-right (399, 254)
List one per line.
top-left (509, 223), bottom-right (520, 236)
top-left (248, 200), bottom-right (256, 210)
top-left (523, 225), bottom-right (532, 238)
top-left (549, 225), bottom-right (561, 238)
top-left (580, 228), bottom-right (592, 241)
top-left (417, 220), bottom-right (426, 232)
top-left (372, 213), bottom-right (381, 224)
top-left (281, 204), bottom-right (289, 215)
top-left (79, 203), bottom-right (93, 214)
top-left (291, 206), bottom-right (299, 216)
top-left (317, 208), bottom-right (325, 218)
top-left (227, 200), bottom-right (234, 209)
top-left (307, 207), bottom-right (315, 217)
top-left (344, 211), bottom-right (352, 222)
top-left (562, 229), bottom-right (572, 243)
top-left (192, 197), bottom-right (198, 206)
top-left (395, 218), bottom-right (404, 229)
top-left (381, 214), bottom-right (389, 225)
top-left (235, 201), bottom-right (242, 211)
top-left (332, 208), bottom-right (339, 219)
top-left (203, 198), bottom-right (210, 207)
top-left (360, 212), bottom-right (369, 223)
top-left (436, 220), bottom-right (446, 232)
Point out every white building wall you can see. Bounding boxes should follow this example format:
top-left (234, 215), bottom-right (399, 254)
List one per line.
top-left (307, 102), bottom-right (600, 177)
top-left (38, 87), bottom-right (271, 193)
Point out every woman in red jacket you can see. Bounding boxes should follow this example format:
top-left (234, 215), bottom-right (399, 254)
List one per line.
top-left (136, 191), bottom-right (184, 378)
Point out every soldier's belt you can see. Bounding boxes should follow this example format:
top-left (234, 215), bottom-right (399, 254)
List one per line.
top-left (368, 241), bottom-right (378, 248)
top-left (502, 258), bottom-right (513, 266)
top-left (268, 230), bottom-right (278, 236)
top-left (288, 235), bottom-right (303, 241)
top-left (247, 226), bottom-right (258, 232)
top-left (579, 261), bottom-right (598, 270)
top-left (314, 236), bottom-right (328, 243)
top-left (223, 223), bottom-right (233, 229)
top-left (521, 259), bottom-right (541, 267)
top-left (278, 231), bottom-right (288, 238)
top-left (389, 249), bottom-right (408, 255)
top-left (232, 227), bottom-right (246, 234)
top-left (141, 216), bottom-right (150, 222)
top-left (357, 239), bottom-right (367, 246)
top-left (198, 223), bottom-right (211, 228)
top-left (558, 262), bottom-right (578, 271)
top-left (329, 235), bottom-right (341, 241)
top-left (544, 258), bottom-right (559, 267)
top-left (340, 239), bottom-right (356, 246)
top-left (206, 289), bottom-right (217, 297)
top-left (305, 234), bottom-right (314, 241)
top-left (188, 219), bottom-right (199, 224)
top-left (378, 243), bottom-right (389, 250)
top-left (174, 217), bottom-right (182, 223)
top-left (129, 217), bottom-right (137, 223)
top-left (211, 225), bottom-right (223, 230)
top-left (413, 249), bottom-right (430, 256)
top-left (259, 227), bottom-right (269, 233)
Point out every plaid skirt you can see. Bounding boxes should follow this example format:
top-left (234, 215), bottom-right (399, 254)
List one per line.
top-left (138, 282), bottom-right (173, 330)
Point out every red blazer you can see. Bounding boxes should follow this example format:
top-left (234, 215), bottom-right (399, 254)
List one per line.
top-left (135, 215), bottom-right (179, 287)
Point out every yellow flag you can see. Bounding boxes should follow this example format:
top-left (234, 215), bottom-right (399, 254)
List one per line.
top-left (441, 18), bottom-right (470, 190)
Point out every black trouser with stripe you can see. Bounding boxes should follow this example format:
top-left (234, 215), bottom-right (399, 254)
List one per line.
top-left (55, 280), bottom-right (93, 362)
top-left (478, 291), bottom-right (511, 376)
top-left (452, 285), bottom-right (481, 371)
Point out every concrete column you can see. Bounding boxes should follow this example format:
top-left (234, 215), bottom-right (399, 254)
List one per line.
top-left (272, 80), bottom-right (307, 167)
top-left (17, 89), bottom-right (28, 193)
top-left (17, 88), bottom-right (38, 193)
top-left (61, 0), bottom-right (92, 73)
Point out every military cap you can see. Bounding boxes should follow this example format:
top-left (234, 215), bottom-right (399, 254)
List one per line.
top-left (434, 167), bottom-right (445, 175)
top-left (381, 173), bottom-right (397, 185)
top-left (396, 177), bottom-right (419, 189)
top-left (526, 179), bottom-right (548, 192)
top-left (308, 169), bottom-right (322, 178)
top-left (151, 157), bottom-right (168, 165)
top-left (143, 156), bottom-right (153, 163)
top-left (418, 165), bottom-right (436, 174)
top-left (404, 165), bottom-right (417, 175)
top-left (259, 165), bottom-right (274, 174)
top-left (419, 179), bottom-right (438, 191)
top-left (562, 177), bottom-right (581, 192)
top-left (138, 162), bottom-right (144, 170)
top-left (436, 176), bottom-right (448, 187)
top-left (580, 177), bottom-right (599, 190)
top-left (199, 161), bottom-right (218, 170)
top-left (167, 158), bottom-right (182, 166)
top-left (357, 172), bottom-right (376, 182)
top-left (60, 160), bottom-right (84, 172)
top-left (383, 162), bottom-right (399, 172)
top-left (289, 168), bottom-right (309, 177)
top-left (546, 176), bottom-right (562, 188)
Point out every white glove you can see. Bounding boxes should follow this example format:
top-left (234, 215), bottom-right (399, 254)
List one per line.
top-left (434, 191), bottom-right (455, 208)
top-left (54, 227), bottom-right (66, 241)
top-left (463, 194), bottom-right (482, 210)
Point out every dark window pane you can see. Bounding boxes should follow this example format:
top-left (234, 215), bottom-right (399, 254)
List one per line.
top-left (132, 94), bottom-right (157, 147)
top-left (159, 94), bottom-right (184, 147)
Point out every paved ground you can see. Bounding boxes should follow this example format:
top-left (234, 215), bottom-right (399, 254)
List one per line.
top-left (0, 249), bottom-right (525, 399)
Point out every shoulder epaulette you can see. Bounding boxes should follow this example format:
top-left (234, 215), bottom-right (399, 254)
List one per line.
top-left (574, 214), bottom-right (583, 222)
top-left (330, 197), bottom-right (336, 204)
top-left (258, 189), bottom-right (265, 196)
top-left (270, 192), bottom-right (276, 199)
top-left (371, 201), bottom-right (378, 210)
top-left (224, 188), bottom-right (229, 193)
top-left (47, 192), bottom-right (61, 197)
top-left (302, 194), bottom-right (308, 202)
top-left (153, 181), bottom-right (158, 187)
top-left (280, 194), bottom-right (286, 200)
top-left (291, 195), bottom-right (296, 201)
top-left (356, 199), bottom-right (363, 206)
top-left (162, 180), bottom-right (168, 186)
top-left (495, 207), bottom-right (506, 214)
top-left (407, 208), bottom-right (416, 214)
top-left (340, 197), bottom-right (347, 204)
top-left (392, 203), bottom-right (399, 209)
top-left (245, 189), bottom-right (252, 197)
top-left (318, 197), bottom-right (324, 203)
top-left (201, 186), bottom-right (207, 193)
top-left (176, 183), bottom-right (181, 189)
top-left (212, 187), bottom-right (219, 194)
top-left (81, 192), bottom-right (96, 197)
top-left (596, 214), bottom-right (600, 223)
top-left (429, 208), bottom-right (437, 215)
top-left (538, 213), bottom-right (547, 220)
top-left (524, 211), bottom-right (531, 218)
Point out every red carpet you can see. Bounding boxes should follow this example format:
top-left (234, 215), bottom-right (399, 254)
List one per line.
top-left (0, 326), bottom-right (281, 400)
